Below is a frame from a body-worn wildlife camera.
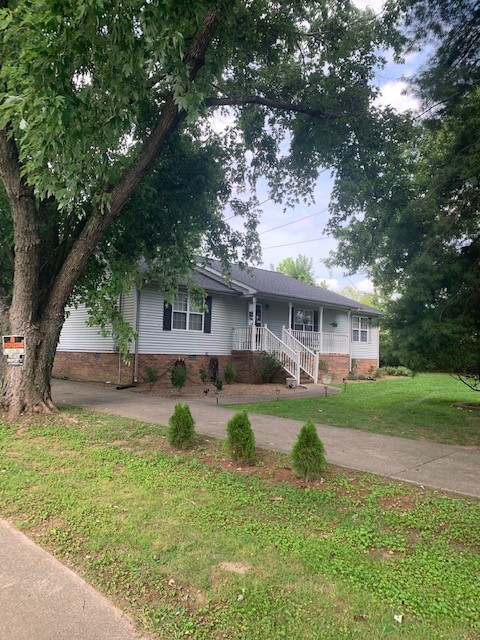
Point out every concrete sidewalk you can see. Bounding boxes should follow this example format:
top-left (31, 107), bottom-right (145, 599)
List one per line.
top-left (0, 519), bottom-right (147, 640)
top-left (53, 379), bottom-right (480, 498)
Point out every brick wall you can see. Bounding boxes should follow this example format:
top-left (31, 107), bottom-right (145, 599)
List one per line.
top-left (53, 350), bottom-right (379, 385)
top-left (318, 354), bottom-right (350, 381)
top-left (353, 358), bottom-right (379, 377)
top-left (53, 351), bottom-right (234, 385)
top-left (53, 352), bottom-right (134, 384)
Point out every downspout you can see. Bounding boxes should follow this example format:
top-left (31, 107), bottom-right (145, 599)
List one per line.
top-left (133, 285), bottom-right (140, 383)
top-left (348, 309), bottom-right (352, 374)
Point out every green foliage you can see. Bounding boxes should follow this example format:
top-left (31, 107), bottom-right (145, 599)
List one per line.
top-left (167, 403), bottom-right (196, 449)
top-left (377, 366), bottom-right (413, 377)
top-left (171, 363), bottom-right (187, 390)
top-left (215, 378), bottom-right (223, 391)
top-left (226, 410), bottom-right (255, 463)
top-left (224, 362), bottom-right (235, 384)
top-left (273, 255), bottom-right (316, 285)
top-left (143, 364), bottom-right (160, 389)
top-left (254, 352), bottom-right (282, 383)
top-left (291, 420), bottom-right (327, 480)
top-left (328, 0), bottom-right (480, 383)
top-left (198, 366), bottom-right (209, 384)
top-left (233, 374), bottom-right (480, 446)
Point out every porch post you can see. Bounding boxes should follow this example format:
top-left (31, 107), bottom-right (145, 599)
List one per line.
top-left (288, 302), bottom-right (292, 330)
top-left (319, 306), bottom-right (324, 353)
top-left (251, 296), bottom-right (257, 351)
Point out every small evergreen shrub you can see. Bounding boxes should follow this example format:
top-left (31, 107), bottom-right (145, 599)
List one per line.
top-left (167, 403), bottom-right (196, 449)
top-left (215, 378), bottom-right (223, 391)
top-left (199, 366), bottom-right (209, 384)
top-left (171, 362), bottom-right (187, 390)
top-left (254, 352), bottom-right (281, 383)
top-left (224, 362), bottom-right (236, 384)
top-left (291, 420), bottom-right (327, 480)
top-left (143, 364), bottom-right (160, 390)
top-left (226, 411), bottom-right (255, 463)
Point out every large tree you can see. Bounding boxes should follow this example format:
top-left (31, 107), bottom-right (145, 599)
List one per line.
top-left (328, 0), bottom-right (480, 388)
top-left (0, 0), bottom-right (405, 418)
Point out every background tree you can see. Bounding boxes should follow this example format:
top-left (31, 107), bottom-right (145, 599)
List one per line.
top-left (0, 0), bottom-right (406, 417)
top-left (272, 255), bottom-right (316, 285)
top-left (328, 0), bottom-right (480, 390)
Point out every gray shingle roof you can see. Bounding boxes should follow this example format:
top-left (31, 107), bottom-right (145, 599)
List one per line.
top-left (204, 260), bottom-right (382, 316)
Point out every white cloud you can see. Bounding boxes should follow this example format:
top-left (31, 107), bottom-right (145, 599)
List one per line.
top-left (352, 0), bottom-right (384, 11)
top-left (374, 80), bottom-right (419, 113)
top-left (356, 278), bottom-right (375, 294)
top-left (318, 277), bottom-right (340, 290)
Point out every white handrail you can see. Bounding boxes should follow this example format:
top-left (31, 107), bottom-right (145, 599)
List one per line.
top-left (282, 327), bottom-right (319, 383)
top-left (260, 326), bottom-right (300, 384)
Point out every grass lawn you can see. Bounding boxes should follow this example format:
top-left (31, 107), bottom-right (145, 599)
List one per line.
top-left (232, 373), bottom-right (480, 446)
top-left (1, 410), bottom-right (479, 639)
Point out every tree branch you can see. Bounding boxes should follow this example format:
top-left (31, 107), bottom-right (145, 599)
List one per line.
top-left (205, 95), bottom-right (349, 120)
top-left (43, 9), bottom-right (220, 317)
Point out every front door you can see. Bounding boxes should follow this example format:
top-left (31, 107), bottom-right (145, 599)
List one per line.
top-left (248, 302), bottom-right (262, 327)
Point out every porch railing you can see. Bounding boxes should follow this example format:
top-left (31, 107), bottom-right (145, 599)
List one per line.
top-left (282, 327), bottom-right (319, 383)
top-left (232, 326), bottom-right (300, 383)
top-left (289, 329), bottom-right (349, 354)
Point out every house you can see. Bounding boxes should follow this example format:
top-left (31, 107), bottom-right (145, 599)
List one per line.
top-left (53, 260), bottom-right (382, 385)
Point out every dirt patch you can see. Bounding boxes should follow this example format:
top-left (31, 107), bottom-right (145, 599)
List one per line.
top-left (131, 379), bottom-right (319, 400)
top-left (218, 562), bottom-right (251, 574)
top-left (453, 402), bottom-right (480, 412)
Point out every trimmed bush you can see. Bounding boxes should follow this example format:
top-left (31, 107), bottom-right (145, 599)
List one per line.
top-left (143, 364), bottom-right (159, 390)
top-left (198, 366), bottom-right (209, 384)
top-left (254, 352), bottom-right (281, 383)
top-left (224, 362), bottom-right (236, 384)
top-left (215, 378), bottom-right (223, 391)
top-left (226, 410), bottom-right (255, 463)
top-left (167, 403), bottom-right (196, 449)
top-left (171, 362), bottom-right (187, 390)
top-left (291, 420), bottom-right (327, 480)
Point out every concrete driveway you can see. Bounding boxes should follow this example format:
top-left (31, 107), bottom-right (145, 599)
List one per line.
top-left (52, 379), bottom-right (480, 498)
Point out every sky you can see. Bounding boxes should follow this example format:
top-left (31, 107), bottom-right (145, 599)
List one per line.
top-left (223, 1), bottom-right (424, 295)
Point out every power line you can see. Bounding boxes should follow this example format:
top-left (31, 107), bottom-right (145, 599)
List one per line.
top-left (262, 236), bottom-right (329, 250)
top-left (259, 206), bottom-right (329, 235)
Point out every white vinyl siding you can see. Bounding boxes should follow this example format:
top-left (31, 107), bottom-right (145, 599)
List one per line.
top-left (322, 308), bottom-right (349, 334)
top-left (138, 287), bottom-right (246, 355)
top-left (57, 304), bottom-right (116, 352)
top-left (261, 299), bottom-right (288, 337)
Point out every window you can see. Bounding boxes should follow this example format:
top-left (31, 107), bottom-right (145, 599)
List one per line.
top-left (352, 316), bottom-right (369, 342)
top-left (294, 308), bottom-right (314, 332)
top-left (172, 293), bottom-right (204, 331)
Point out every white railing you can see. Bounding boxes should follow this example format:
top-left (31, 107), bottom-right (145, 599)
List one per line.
top-left (261, 327), bottom-right (300, 384)
top-left (282, 327), bottom-right (319, 383)
top-left (289, 329), bottom-right (349, 354)
top-left (232, 326), bottom-right (300, 383)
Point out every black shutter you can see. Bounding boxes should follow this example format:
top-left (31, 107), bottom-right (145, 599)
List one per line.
top-left (291, 306), bottom-right (295, 329)
top-left (313, 310), bottom-right (319, 332)
top-left (204, 296), bottom-right (212, 333)
top-left (163, 303), bottom-right (172, 331)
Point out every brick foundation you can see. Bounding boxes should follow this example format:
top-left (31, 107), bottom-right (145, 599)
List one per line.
top-left (53, 351), bottom-right (235, 385)
top-left (53, 350), bottom-right (379, 386)
top-left (352, 358), bottom-right (379, 377)
top-left (53, 351), bottom-right (135, 384)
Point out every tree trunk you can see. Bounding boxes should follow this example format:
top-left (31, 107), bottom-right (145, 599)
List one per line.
top-left (1, 313), bottom-right (64, 420)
